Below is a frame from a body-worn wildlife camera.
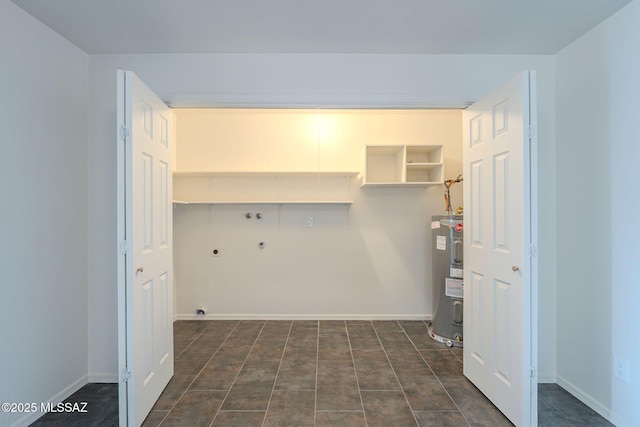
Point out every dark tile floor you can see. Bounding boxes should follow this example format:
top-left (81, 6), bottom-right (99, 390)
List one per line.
top-left (146, 320), bottom-right (509, 427)
top-left (29, 320), bottom-right (614, 427)
top-left (29, 382), bottom-right (118, 427)
top-left (538, 383), bottom-right (614, 427)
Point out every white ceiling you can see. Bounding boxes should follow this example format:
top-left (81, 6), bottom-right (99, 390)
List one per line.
top-left (11, 0), bottom-right (632, 55)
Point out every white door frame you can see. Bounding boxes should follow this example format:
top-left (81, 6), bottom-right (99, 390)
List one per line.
top-left (528, 72), bottom-right (539, 427)
top-left (114, 76), bottom-right (538, 424)
top-left (116, 68), bottom-right (131, 426)
top-left (116, 70), bottom-right (129, 425)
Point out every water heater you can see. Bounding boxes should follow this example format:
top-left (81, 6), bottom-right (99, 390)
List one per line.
top-left (428, 215), bottom-right (463, 347)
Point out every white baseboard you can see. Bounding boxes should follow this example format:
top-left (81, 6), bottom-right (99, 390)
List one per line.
top-left (609, 411), bottom-right (625, 427)
top-left (537, 374), bottom-right (557, 383)
top-left (174, 313), bottom-right (432, 321)
top-left (11, 375), bottom-right (88, 427)
top-left (556, 375), bottom-right (614, 423)
top-left (88, 372), bottom-right (118, 383)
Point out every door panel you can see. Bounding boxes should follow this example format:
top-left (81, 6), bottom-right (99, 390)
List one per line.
top-left (118, 70), bottom-right (174, 427)
top-left (493, 152), bottom-right (510, 250)
top-left (463, 71), bottom-right (536, 426)
top-left (468, 271), bottom-right (485, 364)
top-left (469, 159), bottom-right (484, 246)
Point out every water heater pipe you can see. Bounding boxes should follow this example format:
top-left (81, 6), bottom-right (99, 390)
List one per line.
top-left (444, 174), bottom-right (463, 215)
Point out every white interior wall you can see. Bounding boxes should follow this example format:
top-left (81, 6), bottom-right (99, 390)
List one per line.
top-left (173, 109), bottom-right (461, 318)
top-left (556, 42), bottom-right (612, 415)
top-left (608, 3), bottom-right (640, 425)
top-left (555, 1), bottom-right (640, 425)
top-left (608, 3), bottom-right (640, 424)
top-left (0, 1), bottom-right (89, 426)
top-left (87, 53), bottom-right (556, 385)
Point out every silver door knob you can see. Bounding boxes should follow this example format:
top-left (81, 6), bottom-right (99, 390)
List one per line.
top-left (512, 266), bottom-right (520, 272)
top-left (136, 267), bottom-right (144, 273)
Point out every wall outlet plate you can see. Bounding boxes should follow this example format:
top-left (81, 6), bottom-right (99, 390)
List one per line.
top-left (614, 356), bottom-right (630, 383)
top-left (306, 216), bottom-right (314, 228)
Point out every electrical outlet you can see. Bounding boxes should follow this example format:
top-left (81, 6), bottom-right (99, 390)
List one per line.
top-left (306, 216), bottom-right (314, 228)
top-left (614, 356), bottom-right (630, 383)
top-left (210, 248), bottom-right (221, 257)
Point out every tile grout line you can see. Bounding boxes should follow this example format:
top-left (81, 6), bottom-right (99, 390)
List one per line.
top-left (399, 320), bottom-right (473, 427)
top-left (174, 320), bottom-right (216, 358)
top-left (156, 320), bottom-right (240, 427)
top-left (345, 320), bottom-right (369, 427)
top-left (314, 320), bottom-right (319, 427)
top-left (370, 320), bottom-right (420, 427)
top-left (261, 320), bottom-right (294, 427)
top-left (208, 320), bottom-right (267, 427)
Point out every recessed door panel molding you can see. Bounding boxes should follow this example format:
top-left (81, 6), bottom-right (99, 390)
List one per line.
top-left (494, 279), bottom-right (512, 387)
top-left (469, 271), bottom-right (485, 365)
top-left (159, 114), bottom-right (169, 148)
top-left (142, 278), bottom-right (154, 387)
top-left (158, 272), bottom-right (170, 366)
top-left (493, 152), bottom-right (510, 252)
top-left (470, 159), bottom-right (483, 247)
top-left (143, 101), bottom-right (153, 137)
top-left (492, 99), bottom-right (509, 138)
top-left (159, 160), bottom-right (169, 248)
top-left (142, 153), bottom-right (154, 253)
top-left (470, 114), bottom-right (483, 148)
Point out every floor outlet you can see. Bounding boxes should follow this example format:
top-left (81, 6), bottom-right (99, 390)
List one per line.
top-left (614, 356), bottom-right (630, 383)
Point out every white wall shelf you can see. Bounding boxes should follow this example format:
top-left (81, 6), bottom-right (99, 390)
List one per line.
top-left (172, 199), bottom-right (353, 205)
top-left (362, 145), bottom-right (444, 187)
top-left (173, 201), bottom-right (352, 205)
top-left (173, 171), bottom-right (359, 177)
top-left (173, 171), bottom-right (357, 204)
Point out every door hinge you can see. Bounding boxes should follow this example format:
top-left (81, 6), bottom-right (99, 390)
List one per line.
top-left (120, 240), bottom-right (129, 255)
top-left (528, 124), bottom-right (537, 141)
top-left (530, 367), bottom-right (535, 379)
top-left (121, 369), bottom-right (132, 383)
top-left (120, 126), bottom-right (129, 140)
top-left (529, 243), bottom-right (537, 258)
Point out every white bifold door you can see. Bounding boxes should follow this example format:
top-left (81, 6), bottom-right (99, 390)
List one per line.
top-left (117, 70), bottom-right (174, 427)
top-left (463, 71), bottom-right (538, 427)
